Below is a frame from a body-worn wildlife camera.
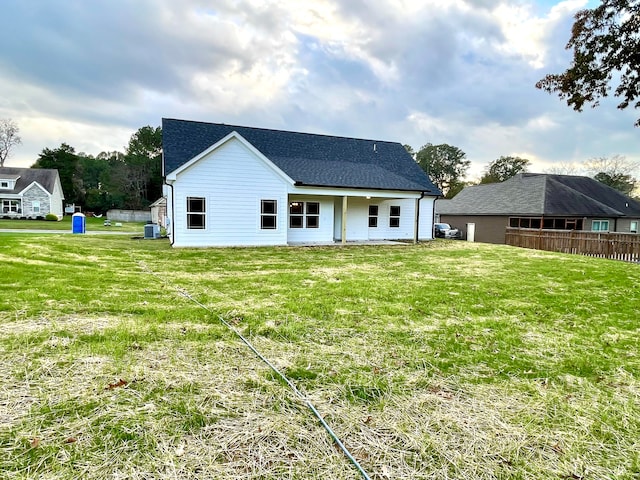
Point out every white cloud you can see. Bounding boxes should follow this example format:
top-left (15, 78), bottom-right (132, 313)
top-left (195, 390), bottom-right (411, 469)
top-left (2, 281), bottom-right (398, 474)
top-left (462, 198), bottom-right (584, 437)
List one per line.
top-left (492, 0), bottom-right (587, 68)
top-left (0, 0), bottom-right (636, 179)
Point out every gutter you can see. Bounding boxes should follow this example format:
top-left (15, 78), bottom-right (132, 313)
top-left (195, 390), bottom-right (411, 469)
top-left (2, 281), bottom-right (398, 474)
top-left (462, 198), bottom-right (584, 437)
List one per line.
top-left (293, 180), bottom-right (438, 194)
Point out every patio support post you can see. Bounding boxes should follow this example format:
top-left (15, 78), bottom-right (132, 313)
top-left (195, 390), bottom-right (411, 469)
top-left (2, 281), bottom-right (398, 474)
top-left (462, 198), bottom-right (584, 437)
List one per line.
top-left (341, 196), bottom-right (348, 245)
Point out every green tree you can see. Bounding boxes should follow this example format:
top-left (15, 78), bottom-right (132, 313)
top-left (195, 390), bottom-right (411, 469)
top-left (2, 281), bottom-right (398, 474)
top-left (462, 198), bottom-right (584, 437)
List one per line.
top-left (586, 154), bottom-right (638, 195)
top-left (32, 144), bottom-right (82, 204)
top-left (415, 143), bottom-right (470, 197)
top-left (77, 152), bottom-right (124, 213)
top-left (403, 144), bottom-right (415, 159)
top-left (594, 171), bottom-right (636, 195)
top-left (536, 1), bottom-right (640, 126)
top-left (480, 156), bottom-right (530, 184)
top-left (118, 126), bottom-right (163, 209)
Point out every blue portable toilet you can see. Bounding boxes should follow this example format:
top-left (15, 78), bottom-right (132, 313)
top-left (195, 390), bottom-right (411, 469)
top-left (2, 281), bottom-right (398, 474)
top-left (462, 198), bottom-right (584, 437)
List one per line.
top-left (72, 212), bottom-right (86, 234)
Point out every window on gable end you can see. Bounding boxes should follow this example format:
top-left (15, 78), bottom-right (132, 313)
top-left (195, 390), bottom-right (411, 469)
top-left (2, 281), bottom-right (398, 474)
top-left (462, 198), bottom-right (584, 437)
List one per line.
top-left (261, 200), bottom-right (277, 229)
top-left (187, 197), bottom-right (206, 229)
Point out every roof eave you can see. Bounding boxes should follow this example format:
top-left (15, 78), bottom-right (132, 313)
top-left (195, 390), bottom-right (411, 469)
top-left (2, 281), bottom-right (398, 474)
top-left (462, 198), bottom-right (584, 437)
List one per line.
top-left (293, 181), bottom-right (439, 195)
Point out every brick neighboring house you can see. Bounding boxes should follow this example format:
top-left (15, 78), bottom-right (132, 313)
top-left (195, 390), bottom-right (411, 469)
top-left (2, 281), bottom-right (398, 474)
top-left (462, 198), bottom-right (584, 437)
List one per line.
top-left (0, 167), bottom-right (64, 219)
top-left (436, 173), bottom-right (640, 244)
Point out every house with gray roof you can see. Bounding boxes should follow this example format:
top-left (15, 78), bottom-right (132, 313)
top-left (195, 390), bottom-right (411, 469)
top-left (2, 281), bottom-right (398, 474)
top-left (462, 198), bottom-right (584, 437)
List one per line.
top-left (0, 167), bottom-right (64, 219)
top-left (162, 118), bottom-right (441, 247)
top-left (436, 173), bottom-right (640, 244)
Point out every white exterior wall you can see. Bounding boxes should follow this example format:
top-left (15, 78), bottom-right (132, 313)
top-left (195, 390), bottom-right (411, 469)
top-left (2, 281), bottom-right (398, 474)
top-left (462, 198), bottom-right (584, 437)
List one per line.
top-left (51, 176), bottom-right (64, 218)
top-left (334, 196), bottom-right (436, 242)
top-left (287, 195), bottom-right (335, 243)
top-left (170, 139), bottom-right (289, 247)
top-left (418, 196), bottom-right (435, 240)
top-left (368, 198), bottom-right (413, 241)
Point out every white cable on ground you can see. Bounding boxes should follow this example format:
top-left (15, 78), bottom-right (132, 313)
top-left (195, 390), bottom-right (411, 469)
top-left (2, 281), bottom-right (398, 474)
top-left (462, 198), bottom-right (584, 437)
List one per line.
top-left (137, 260), bottom-right (372, 480)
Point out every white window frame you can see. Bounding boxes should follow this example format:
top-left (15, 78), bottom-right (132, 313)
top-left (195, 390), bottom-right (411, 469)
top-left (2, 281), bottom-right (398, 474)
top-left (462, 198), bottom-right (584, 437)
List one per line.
top-left (186, 197), bottom-right (206, 230)
top-left (260, 199), bottom-right (277, 230)
top-left (389, 205), bottom-right (400, 228)
top-left (592, 220), bottom-right (609, 232)
top-left (289, 201), bottom-right (320, 229)
top-left (32, 201), bottom-right (40, 214)
top-left (630, 221), bottom-right (638, 233)
top-left (2, 199), bottom-right (20, 213)
top-left (368, 205), bottom-right (378, 228)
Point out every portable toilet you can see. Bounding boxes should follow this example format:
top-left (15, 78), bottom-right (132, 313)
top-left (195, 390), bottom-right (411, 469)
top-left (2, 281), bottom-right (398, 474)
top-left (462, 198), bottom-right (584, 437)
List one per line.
top-left (72, 212), bottom-right (86, 234)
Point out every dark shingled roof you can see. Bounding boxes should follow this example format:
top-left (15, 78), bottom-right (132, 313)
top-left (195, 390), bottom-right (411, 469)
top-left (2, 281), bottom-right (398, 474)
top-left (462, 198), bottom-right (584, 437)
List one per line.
top-left (437, 173), bottom-right (640, 217)
top-left (0, 167), bottom-right (59, 195)
top-left (162, 118), bottom-right (441, 194)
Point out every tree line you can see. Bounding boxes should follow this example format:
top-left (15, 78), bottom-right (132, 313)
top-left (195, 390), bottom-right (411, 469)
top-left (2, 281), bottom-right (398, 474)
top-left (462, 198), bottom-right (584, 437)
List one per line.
top-left (31, 126), bottom-right (162, 214)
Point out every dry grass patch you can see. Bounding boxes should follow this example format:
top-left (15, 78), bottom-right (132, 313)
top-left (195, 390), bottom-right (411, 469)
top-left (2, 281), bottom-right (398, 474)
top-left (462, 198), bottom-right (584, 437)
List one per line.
top-left (1, 235), bottom-right (639, 478)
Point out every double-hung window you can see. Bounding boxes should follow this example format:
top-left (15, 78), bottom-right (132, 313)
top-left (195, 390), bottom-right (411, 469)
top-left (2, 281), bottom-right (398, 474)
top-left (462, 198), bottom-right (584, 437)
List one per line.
top-left (630, 221), bottom-right (638, 233)
top-left (32, 201), bottom-right (40, 214)
top-left (389, 205), bottom-right (400, 228)
top-left (368, 205), bottom-right (378, 227)
top-left (305, 202), bottom-right (319, 228)
top-left (187, 197), bottom-right (206, 229)
top-left (261, 200), bottom-right (277, 229)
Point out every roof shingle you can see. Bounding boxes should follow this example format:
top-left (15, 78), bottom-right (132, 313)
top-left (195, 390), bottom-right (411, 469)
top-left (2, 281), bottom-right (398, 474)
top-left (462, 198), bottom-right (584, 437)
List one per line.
top-left (0, 167), bottom-right (59, 195)
top-left (437, 173), bottom-right (640, 217)
top-left (162, 118), bottom-right (440, 194)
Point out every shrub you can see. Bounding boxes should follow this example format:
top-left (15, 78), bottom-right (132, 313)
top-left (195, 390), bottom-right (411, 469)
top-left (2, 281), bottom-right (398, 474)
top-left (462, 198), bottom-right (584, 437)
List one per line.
top-left (45, 213), bottom-right (59, 221)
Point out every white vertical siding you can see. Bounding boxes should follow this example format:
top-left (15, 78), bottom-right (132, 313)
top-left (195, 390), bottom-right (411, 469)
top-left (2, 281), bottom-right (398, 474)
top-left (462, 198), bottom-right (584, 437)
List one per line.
top-left (171, 138), bottom-right (289, 247)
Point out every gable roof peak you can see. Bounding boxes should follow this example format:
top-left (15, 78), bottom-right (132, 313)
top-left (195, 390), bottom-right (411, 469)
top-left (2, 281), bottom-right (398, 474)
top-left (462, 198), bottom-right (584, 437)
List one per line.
top-left (162, 118), bottom-right (441, 194)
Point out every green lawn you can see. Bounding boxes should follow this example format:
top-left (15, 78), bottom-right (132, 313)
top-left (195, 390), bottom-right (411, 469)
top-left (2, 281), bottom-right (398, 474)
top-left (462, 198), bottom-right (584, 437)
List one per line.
top-left (0, 235), bottom-right (638, 479)
top-left (0, 216), bottom-right (146, 233)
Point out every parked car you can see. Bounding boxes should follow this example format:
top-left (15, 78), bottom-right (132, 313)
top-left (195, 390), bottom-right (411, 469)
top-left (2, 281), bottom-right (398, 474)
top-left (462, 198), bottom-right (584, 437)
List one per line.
top-left (434, 223), bottom-right (462, 239)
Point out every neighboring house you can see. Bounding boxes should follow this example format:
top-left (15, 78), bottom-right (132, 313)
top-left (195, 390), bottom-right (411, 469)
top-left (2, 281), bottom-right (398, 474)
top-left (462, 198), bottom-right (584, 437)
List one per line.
top-left (436, 173), bottom-right (640, 244)
top-left (162, 118), bottom-right (441, 247)
top-left (0, 167), bottom-right (64, 219)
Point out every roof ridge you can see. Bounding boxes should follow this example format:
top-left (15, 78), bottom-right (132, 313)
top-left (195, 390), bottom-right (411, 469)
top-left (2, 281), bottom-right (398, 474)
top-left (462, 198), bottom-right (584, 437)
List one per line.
top-left (162, 117), bottom-right (397, 145)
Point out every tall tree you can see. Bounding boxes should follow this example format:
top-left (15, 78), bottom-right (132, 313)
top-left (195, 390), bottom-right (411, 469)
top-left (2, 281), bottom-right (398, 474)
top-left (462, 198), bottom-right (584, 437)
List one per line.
top-left (585, 154), bottom-right (638, 195)
top-left (480, 156), bottom-right (530, 184)
top-left (118, 126), bottom-right (163, 209)
top-left (536, 1), bottom-right (640, 126)
top-left (415, 143), bottom-right (470, 197)
top-left (0, 118), bottom-right (22, 167)
top-left (403, 144), bottom-right (416, 159)
top-left (32, 144), bottom-right (82, 204)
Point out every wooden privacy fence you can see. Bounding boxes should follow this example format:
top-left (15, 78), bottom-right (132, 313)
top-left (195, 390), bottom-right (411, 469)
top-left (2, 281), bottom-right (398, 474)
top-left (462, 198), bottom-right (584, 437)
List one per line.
top-left (505, 228), bottom-right (640, 263)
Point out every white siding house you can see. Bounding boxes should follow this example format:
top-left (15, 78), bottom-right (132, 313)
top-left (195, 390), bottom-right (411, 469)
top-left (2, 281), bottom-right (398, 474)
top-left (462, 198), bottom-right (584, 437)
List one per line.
top-left (163, 119), bottom-right (441, 247)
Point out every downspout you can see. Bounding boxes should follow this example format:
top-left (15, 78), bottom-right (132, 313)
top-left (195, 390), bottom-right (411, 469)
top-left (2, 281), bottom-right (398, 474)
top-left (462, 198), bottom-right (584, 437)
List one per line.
top-left (432, 194), bottom-right (437, 239)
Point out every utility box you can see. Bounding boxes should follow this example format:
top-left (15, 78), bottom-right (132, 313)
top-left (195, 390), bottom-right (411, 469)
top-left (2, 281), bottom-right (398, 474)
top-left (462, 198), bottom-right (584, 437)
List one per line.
top-left (72, 212), bottom-right (86, 234)
top-left (466, 223), bottom-right (475, 242)
top-left (144, 223), bottom-right (160, 239)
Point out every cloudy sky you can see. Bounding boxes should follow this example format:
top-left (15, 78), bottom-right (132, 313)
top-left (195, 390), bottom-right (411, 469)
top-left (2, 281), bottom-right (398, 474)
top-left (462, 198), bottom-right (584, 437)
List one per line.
top-left (1, 0), bottom-right (637, 179)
